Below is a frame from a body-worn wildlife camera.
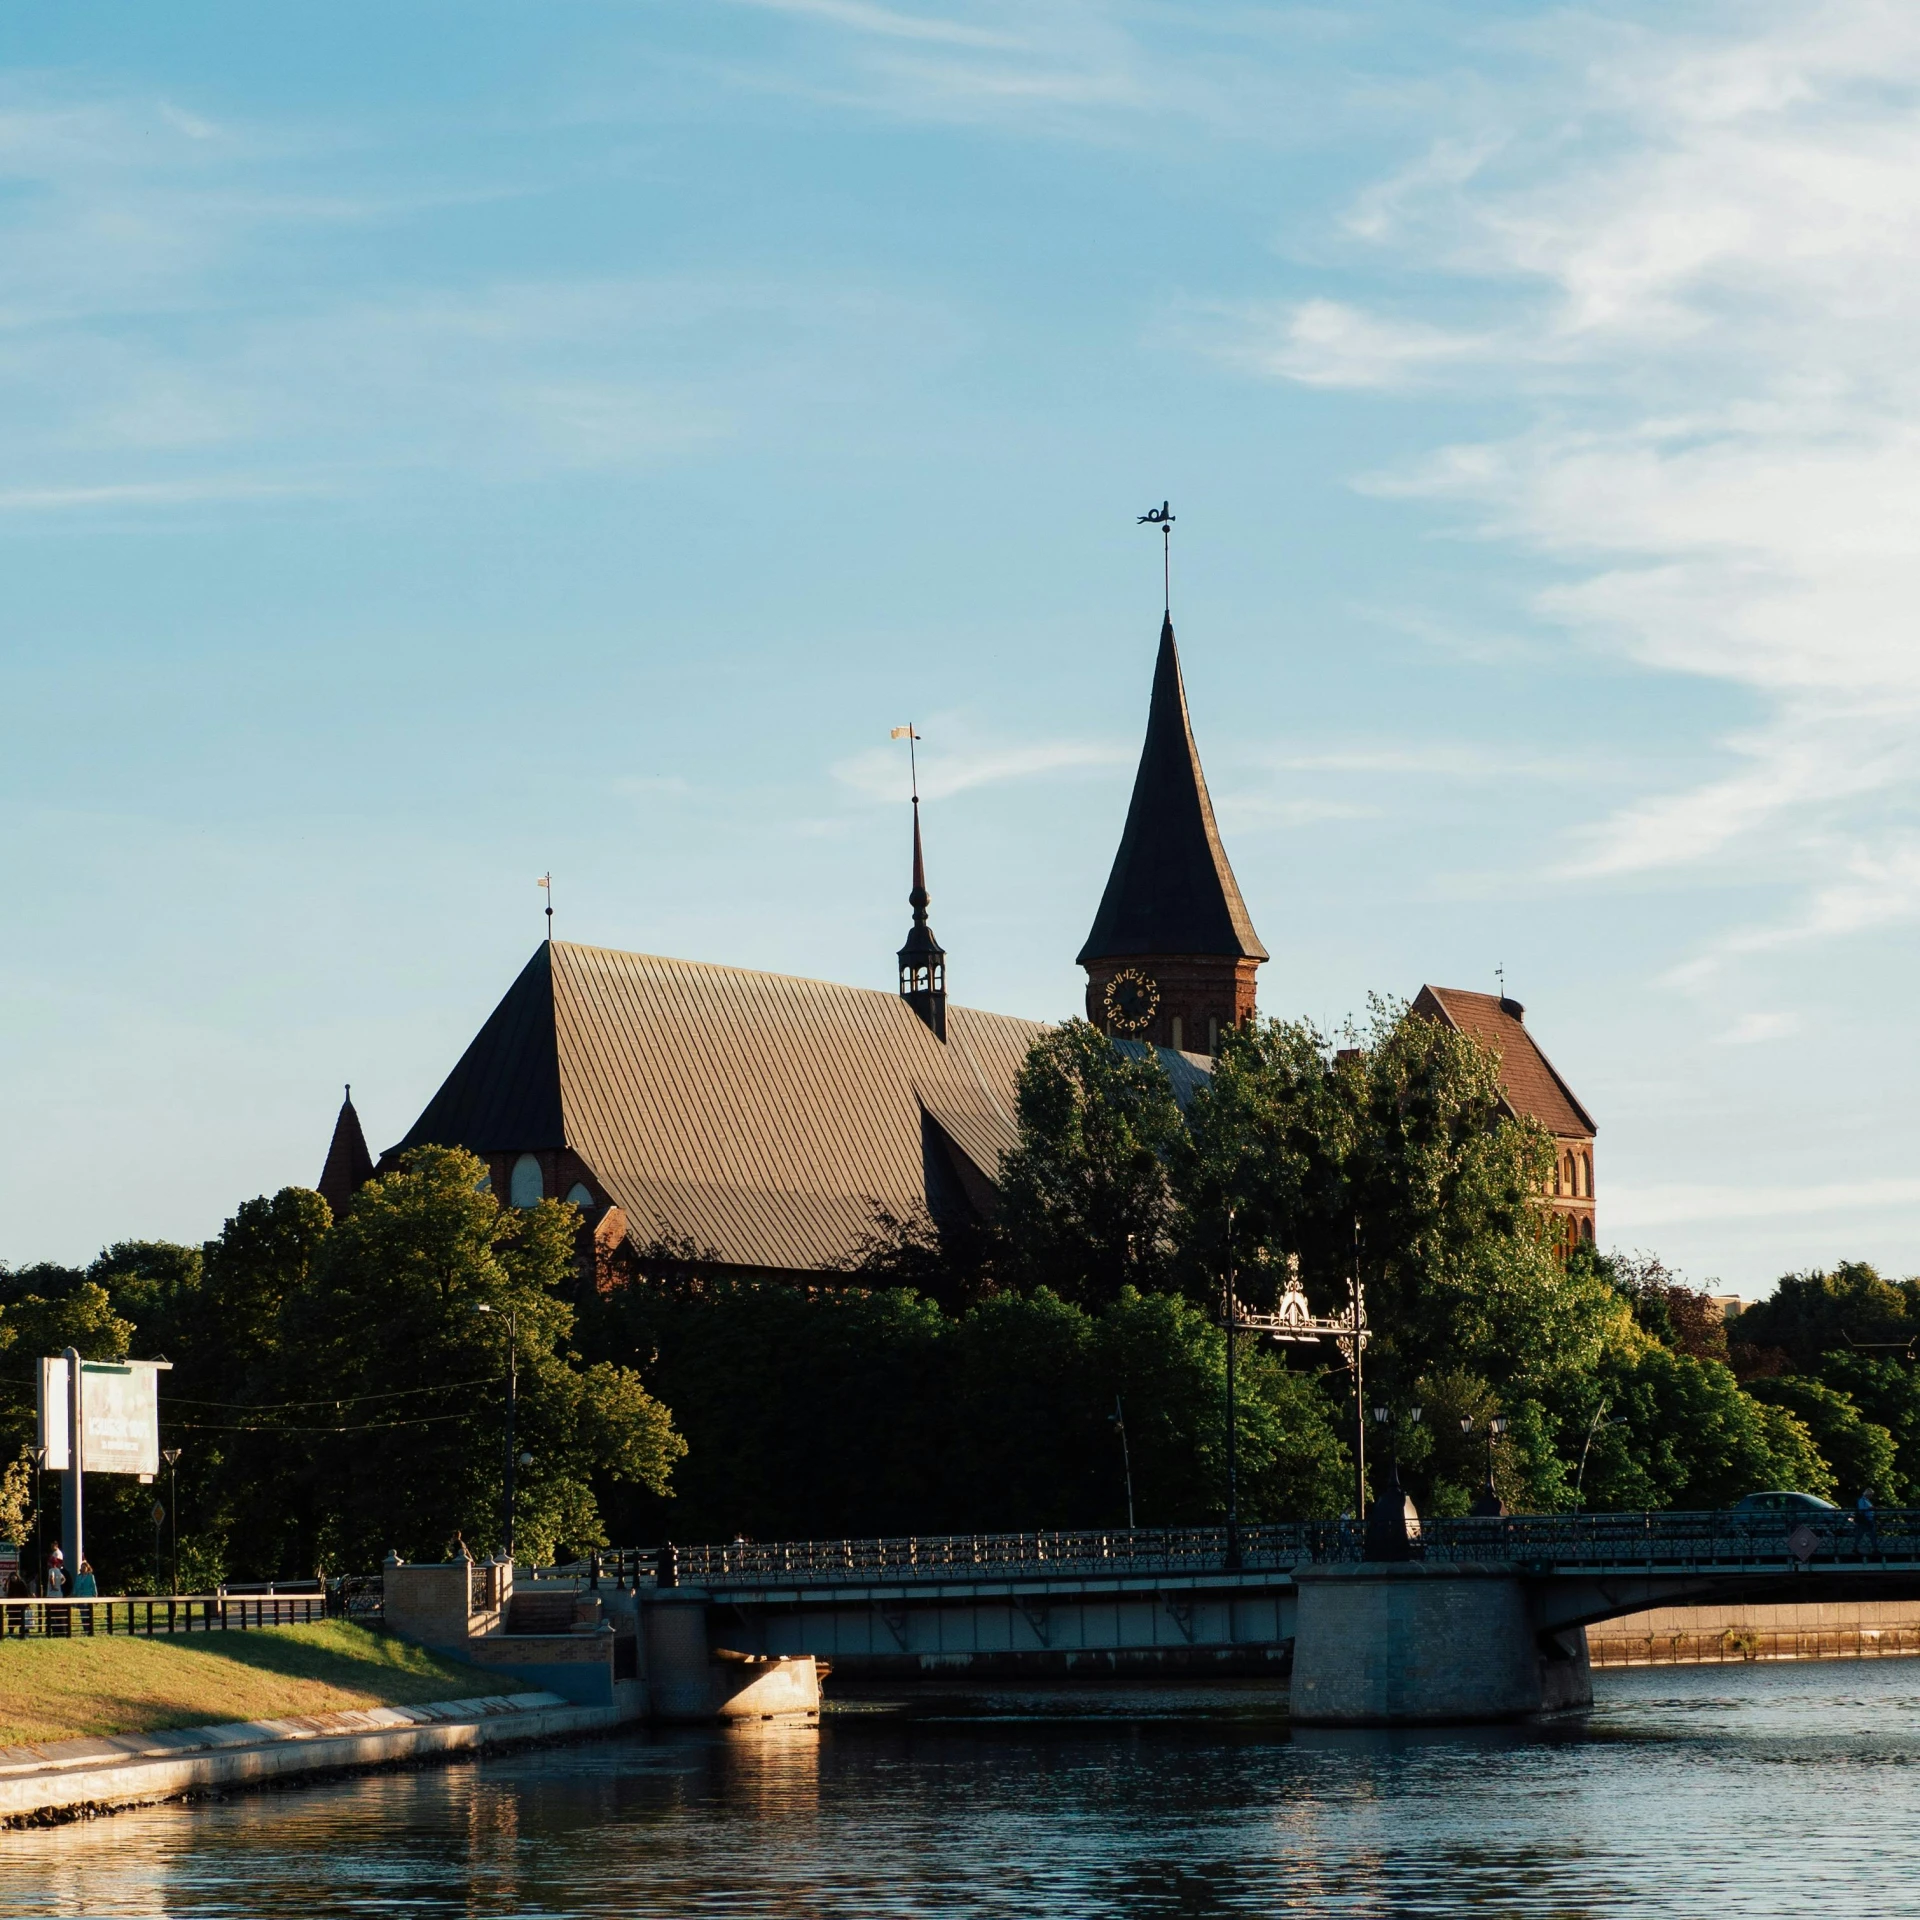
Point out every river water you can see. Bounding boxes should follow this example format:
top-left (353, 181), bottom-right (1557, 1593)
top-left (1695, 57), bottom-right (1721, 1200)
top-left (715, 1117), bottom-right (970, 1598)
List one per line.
top-left (8, 1661), bottom-right (1920, 1917)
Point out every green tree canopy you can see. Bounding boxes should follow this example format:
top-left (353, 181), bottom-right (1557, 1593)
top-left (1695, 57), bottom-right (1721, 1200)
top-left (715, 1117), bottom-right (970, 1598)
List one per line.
top-left (277, 1147), bottom-right (683, 1569)
top-left (995, 1023), bottom-right (1187, 1307)
top-left (1732, 1263), bottom-right (1920, 1370)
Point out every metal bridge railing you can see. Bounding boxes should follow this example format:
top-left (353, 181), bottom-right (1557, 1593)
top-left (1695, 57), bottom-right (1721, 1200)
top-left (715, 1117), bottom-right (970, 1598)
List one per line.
top-left (594, 1509), bottom-right (1920, 1590)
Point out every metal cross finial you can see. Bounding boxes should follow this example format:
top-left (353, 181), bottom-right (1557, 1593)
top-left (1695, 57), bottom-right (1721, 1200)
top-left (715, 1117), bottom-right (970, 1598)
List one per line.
top-left (1137, 500), bottom-right (1174, 612)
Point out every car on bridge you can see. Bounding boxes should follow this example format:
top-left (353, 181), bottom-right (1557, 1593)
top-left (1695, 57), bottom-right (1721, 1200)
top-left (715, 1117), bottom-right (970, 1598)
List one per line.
top-left (1732, 1491), bottom-right (1842, 1516)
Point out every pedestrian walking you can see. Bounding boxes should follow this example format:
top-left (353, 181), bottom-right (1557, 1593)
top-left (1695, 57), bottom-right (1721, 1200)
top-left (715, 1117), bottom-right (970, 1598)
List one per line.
top-left (1855, 1488), bottom-right (1882, 1558)
top-left (73, 1559), bottom-right (97, 1634)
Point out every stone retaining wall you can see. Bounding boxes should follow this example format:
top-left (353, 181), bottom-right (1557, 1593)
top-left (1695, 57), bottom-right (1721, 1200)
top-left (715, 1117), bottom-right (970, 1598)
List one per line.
top-left (0, 1688), bottom-right (638, 1827)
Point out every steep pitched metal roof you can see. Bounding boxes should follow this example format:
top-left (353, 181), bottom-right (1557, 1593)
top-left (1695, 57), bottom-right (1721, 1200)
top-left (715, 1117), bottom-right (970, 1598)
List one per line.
top-left (1078, 614), bottom-right (1267, 966)
top-left (317, 1088), bottom-right (375, 1220)
top-left (1413, 986), bottom-right (1596, 1139)
top-left (390, 941), bottom-right (1046, 1274)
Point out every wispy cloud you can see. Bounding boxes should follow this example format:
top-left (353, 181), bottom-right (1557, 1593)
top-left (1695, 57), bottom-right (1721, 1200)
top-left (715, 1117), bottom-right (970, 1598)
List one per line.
top-left (1267, 742), bottom-right (1590, 783)
top-left (1716, 1010), bottom-right (1798, 1045)
top-left (1616, 1176), bottom-right (1920, 1229)
top-left (0, 477), bottom-right (311, 511)
top-left (1209, 298), bottom-right (1487, 391)
top-left (833, 735), bottom-right (1127, 804)
top-left (1217, 2), bottom-right (1920, 970)
top-left (727, 0), bottom-right (1018, 51)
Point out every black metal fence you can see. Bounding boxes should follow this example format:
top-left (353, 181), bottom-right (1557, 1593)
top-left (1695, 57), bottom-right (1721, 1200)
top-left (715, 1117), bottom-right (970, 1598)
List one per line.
top-left (0, 1591), bottom-right (329, 1640)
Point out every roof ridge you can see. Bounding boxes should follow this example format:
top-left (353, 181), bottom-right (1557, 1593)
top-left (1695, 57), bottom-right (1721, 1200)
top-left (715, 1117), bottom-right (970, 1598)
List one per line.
top-left (548, 939), bottom-right (1031, 1025)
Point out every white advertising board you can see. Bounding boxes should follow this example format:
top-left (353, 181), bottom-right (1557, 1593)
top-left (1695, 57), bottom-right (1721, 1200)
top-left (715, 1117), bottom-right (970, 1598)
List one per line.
top-left (37, 1357), bottom-right (166, 1477)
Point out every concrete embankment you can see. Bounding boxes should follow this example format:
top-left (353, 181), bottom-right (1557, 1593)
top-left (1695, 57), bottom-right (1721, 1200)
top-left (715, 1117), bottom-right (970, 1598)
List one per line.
top-left (1591, 1601), bottom-right (1920, 1666)
top-left (0, 1686), bottom-right (641, 1828)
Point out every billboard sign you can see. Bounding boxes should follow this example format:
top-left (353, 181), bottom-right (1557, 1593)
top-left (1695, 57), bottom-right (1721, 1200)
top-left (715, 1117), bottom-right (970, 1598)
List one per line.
top-left (38, 1357), bottom-right (167, 1477)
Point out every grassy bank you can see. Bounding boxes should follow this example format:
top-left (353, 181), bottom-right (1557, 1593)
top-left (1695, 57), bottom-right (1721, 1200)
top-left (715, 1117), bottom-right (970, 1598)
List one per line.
top-left (0, 1620), bottom-right (497, 1747)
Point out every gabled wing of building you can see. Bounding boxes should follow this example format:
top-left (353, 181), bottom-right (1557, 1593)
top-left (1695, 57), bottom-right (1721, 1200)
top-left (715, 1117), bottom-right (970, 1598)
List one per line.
top-left (386, 941), bottom-right (1045, 1276)
top-left (1412, 986), bottom-right (1595, 1137)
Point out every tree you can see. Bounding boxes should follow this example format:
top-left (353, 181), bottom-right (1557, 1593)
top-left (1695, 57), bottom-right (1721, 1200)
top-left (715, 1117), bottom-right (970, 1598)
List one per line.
top-left (1180, 1001), bottom-right (1630, 1513)
top-left (1742, 1376), bottom-right (1900, 1505)
top-left (995, 1023), bottom-right (1186, 1307)
top-left (1577, 1345), bottom-right (1834, 1510)
top-left (1732, 1263), bottom-right (1920, 1371)
top-left (267, 1147), bottom-right (683, 1571)
top-left (1810, 1353), bottom-right (1920, 1497)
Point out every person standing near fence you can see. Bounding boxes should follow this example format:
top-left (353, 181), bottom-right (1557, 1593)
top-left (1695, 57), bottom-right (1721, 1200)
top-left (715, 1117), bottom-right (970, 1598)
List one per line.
top-left (4, 1568), bottom-right (25, 1637)
top-left (44, 1547), bottom-right (66, 1637)
top-left (73, 1559), bottom-right (97, 1635)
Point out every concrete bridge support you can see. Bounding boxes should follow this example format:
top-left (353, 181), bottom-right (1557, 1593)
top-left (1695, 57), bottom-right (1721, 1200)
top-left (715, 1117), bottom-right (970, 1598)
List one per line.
top-left (1291, 1564), bottom-right (1591, 1725)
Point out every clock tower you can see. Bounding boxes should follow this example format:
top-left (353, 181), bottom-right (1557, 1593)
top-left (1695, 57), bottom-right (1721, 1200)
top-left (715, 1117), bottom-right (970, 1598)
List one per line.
top-left (1078, 612), bottom-right (1266, 1056)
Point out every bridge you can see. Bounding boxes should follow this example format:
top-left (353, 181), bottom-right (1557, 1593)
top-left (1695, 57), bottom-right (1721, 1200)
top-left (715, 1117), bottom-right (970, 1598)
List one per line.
top-left (616, 1511), bottom-right (1920, 1725)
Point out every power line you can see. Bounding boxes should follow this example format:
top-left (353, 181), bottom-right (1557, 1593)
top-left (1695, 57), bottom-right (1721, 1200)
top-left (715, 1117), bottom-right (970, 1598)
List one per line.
top-left (166, 1410), bottom-right (485, 1435)
top-left (161, 1376), bottom-right (502, 1411)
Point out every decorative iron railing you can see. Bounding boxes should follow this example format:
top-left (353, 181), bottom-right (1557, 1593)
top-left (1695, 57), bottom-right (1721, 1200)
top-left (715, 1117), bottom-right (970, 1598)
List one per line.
top-left (593, 1509), bottom-right (1920, 1590)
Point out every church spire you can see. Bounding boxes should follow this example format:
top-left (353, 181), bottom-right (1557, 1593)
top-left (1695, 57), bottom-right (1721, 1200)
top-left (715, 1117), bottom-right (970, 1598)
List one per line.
top-left (1078, 613), bottom-right (1265, 1055)
top-left (317, 1084), bottom-right (376, 1221)
top-left (897, 795), bottom-right (947, 1040)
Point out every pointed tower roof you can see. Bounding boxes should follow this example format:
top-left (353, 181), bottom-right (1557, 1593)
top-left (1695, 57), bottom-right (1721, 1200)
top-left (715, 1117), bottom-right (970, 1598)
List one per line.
top-left (1078, 614), bottom-right (1267, 965)
top-left (317, 1085), bottom-right (376, 1220)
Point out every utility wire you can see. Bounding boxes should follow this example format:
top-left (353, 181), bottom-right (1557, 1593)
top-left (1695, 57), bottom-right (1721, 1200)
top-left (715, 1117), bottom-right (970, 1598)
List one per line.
top-left (166, 1409), bottom-right (485, 1435)
top-left (161, 1376), bottom-right (502, 1411)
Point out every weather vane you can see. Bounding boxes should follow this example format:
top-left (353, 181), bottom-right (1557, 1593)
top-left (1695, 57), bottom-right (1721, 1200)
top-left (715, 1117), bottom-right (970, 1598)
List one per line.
top-left (890, 723), bottom-right (921, 801)
top-left (1137, 501), bottom-right (1175, 612)
top-left (538, 872), bottom-right (553, 938)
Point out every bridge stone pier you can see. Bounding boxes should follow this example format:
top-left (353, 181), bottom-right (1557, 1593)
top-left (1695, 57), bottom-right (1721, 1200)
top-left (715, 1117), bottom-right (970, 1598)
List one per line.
top-left (1291, 1564), bottom-right (1591, 1724)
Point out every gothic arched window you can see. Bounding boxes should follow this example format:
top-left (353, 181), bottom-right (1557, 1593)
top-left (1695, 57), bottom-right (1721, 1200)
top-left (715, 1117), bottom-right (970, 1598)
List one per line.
top-left (509, 1154), bottom-right (544, 1209)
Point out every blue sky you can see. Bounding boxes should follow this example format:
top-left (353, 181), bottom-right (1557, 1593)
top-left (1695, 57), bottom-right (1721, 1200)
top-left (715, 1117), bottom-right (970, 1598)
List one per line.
top-left (5, 1), bottom-right (1918, 1293)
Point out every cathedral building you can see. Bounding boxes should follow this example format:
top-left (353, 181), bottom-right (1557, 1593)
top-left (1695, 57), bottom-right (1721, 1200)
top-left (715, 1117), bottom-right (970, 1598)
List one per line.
top-left (327, 607), bottom-right (1596, 1274)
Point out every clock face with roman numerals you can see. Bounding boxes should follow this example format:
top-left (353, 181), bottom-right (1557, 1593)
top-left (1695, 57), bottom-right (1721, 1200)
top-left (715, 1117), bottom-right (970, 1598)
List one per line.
top-left (1103, 968), bottom-right (1160, 1036)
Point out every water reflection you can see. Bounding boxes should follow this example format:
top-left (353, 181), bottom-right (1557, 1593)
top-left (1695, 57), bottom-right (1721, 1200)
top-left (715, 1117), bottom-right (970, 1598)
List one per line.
top-left (7, 1665), bottom-right (1920, 1917)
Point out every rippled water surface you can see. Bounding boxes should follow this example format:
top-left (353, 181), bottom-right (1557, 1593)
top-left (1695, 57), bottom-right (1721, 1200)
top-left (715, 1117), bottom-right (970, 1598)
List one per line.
top-left (9, 1662), bottom-right (1920, 1917)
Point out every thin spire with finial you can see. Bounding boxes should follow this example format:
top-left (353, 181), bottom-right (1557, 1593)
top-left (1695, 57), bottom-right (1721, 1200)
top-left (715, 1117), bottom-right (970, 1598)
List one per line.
top-left (1138, 500), bottom-right (1175, 612)
top-left (538, 872), bottom-right (553, 940)
top-left (891, 725), bottom-right (945, 1039)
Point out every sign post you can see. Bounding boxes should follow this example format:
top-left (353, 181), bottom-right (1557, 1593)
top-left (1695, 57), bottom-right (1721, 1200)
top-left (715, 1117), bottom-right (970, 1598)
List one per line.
top-left (38, 1352), bottom-right (170, 1586)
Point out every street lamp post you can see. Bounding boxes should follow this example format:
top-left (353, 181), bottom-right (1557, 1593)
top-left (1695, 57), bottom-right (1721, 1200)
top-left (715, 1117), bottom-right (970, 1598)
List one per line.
top-left (29, 1446), bottom-right (45, 1594)
top-left (1462, 1413), bottom-right (1509, 1515)
top-left (1109, 1396), bottom-right (1136, 1530)
top-left (1365, 1404), bottom-right (1422, 1560)
top-left (1222, 1207), bottom-right (1240, 1569)
top-left (1575, 1403), bottom-right (1625, 1507)
top-left (477, 1304), bottom-right (520, 1562)
top-left (162, 1448), bottom-right (182, 1592)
